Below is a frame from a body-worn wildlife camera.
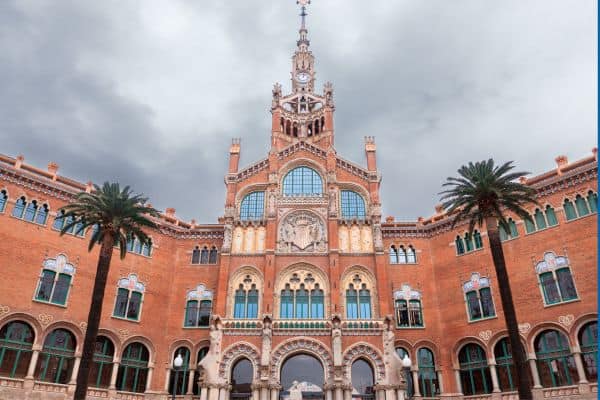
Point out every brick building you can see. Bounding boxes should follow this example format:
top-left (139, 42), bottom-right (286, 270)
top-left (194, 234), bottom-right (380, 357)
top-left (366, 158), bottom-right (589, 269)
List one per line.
top-left (0, 3), bottom-right (597, 400)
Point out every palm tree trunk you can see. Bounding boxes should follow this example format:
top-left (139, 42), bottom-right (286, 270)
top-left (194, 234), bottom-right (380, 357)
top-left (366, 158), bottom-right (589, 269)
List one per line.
top-left (74, 234), bottom-right (115, 400)
top-left (485, 217), bottom-right (532, 400)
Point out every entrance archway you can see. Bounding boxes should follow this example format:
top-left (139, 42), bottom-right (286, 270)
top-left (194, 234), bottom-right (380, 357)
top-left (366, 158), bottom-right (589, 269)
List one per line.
top-left (231, 358), bottom-right (253, 400)
top-left (280, 354), bottom-right (324, 400)
top-left (351, 359), bottom-right (375, 400)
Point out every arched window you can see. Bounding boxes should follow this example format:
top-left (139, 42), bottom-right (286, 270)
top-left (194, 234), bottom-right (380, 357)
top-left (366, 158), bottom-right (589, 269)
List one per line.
top-left (464, 232), bottom-right (474, 252)
top-left (351, 359), bottom-right (375, 399)
top-left (282, 166), bottom-right (323, 196)
top-left (0, 190), bottom-right (7, 213)
top-left (535, 330), bottom-right (576, 387)
top-left (184, 284), bottom-right (213, 327)
top-left (534, 208), bottom-right (547, 230)
top-left (193, 347), bottom-right (209, 395)
top-left (545, 205), bottom-right (558, 226)
top-left (11, 196), bottom-right (26, 218)
top-left (113, 274), bottom-right (145, 321)
top-left (35, 329), bottom-right (76, 384)
top-left (340, 190), bottom-right (366, 219)
top-left (90, 336), bottom-right (114, 388)
top-left (295, 285), bottom-right (309, 318)
top-left (586, 191), bottom-right (598, 213)
top-left (393, 285), bottom-right (424, 328)
top-left (35, 254), bottom-right (76, 306)
top-left (280, 284), bottom-right (293, 319)
top-left (574, 194), bottom-right (590, 217)
top-left (508, 218), bottom-right (519, 237)
top-left (535, 252), bottom-right (578, 305)
top-left (494, 338), bottom-right (517, 392)
top-left (278, 271), bottom-right (326, 319)
top-left (463, 273), bottom-right (495, 321)
top-left (345, 276), bottom-right (372, 320)
top-left (473, 230), bottom-right (483, 249)
top-left (117, 343), bottom-right (149, 393)
top-left (0, 321), bottom-right (34, 378)
top-left (458, 344), bottom-right (491, 395)
top-left (231, 358), bottom-right (253, 398)
top-left (200, 246), bottom-right (209, 264)
top-left (169, 347), bottom-right (191, 396)
top-left (389, 245), bottom-right (399, 264)
top-left (397, 246), bottom-right (407, 263)
top-left (52, 210), bottom-right (85, 237)
top-left (240, 191), bottom-right (265, 220)
top-left (407, 246), bottom-right (417, 263)
top-left (346, 284), bottom-right (359, 319)
top-left (191, 246), bottom-right (201, 264)
top-left (578, 321), bottom-right (598, 382)
top-left (209, 246), bottom-right (218, 264)
top-left (24, 200), bottom-right (38, 222)
top-left (311, 285), bottom-right (324, 318)
top-left (524, 214), bottom-right (536, 233)
top-left (563, 199), bottom-right (577, 221)
top-left (417, 348), bottom-right (439, 397)
top-left (233, 274), bottom-right (260, 319)
top-left (455, 236), bottom-right (465, 255)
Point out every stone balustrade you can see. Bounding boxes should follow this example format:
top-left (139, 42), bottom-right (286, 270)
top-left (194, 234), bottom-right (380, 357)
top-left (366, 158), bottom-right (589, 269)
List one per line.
top-left (0, 376), bottom-right (24, 389)
top-left (32, 381), bottom-right (69, 393)
top-left (542, 385), bottom-right (580, 398)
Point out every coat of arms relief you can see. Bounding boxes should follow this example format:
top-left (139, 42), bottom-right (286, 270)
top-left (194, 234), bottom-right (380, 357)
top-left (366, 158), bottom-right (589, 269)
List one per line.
top-left (277, 211), bottom-right (327, 253)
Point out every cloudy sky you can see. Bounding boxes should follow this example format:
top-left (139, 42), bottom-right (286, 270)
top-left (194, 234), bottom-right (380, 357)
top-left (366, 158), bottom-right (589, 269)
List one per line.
top-left (1, 1), bottom-right (596, 223)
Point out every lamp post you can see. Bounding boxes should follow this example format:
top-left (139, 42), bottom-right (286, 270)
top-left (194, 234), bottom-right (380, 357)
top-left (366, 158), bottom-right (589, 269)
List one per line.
top-left (401, 355), bottom-right (412, 400)
top-left (172, 353), bottom-right (183, 400)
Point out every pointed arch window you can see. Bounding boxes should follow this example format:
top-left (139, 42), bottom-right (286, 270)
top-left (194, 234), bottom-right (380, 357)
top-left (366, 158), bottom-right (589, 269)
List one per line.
top-left (393, 285), bottom-right (424, 328)
top-left (117, 343), bottom-right (149, 393)
top-left (0, 321), bottom-right (34, 378)
top-left (535, 252), bottom-right (578, 305)
top-left (0, 190), bottom-right (7, 213)
top-left (457, 232), bottom-right (482, 255)
top-left (535, 330), bottom-right (576, 387)
top-left (455, 236), bottom-right (465, 255)
top-left (233, 275), bottom-right (260, 319)
top-left (417, 348), bottom-right (439, 397)
top-left (278, 272), bottom-right (326, 319)
top-left (524, 214), bottom-right (536, 233)
top-left (34, 254), bottom-right (76, 306)
top-left (52, 210), bottom-right (85, 237)
top-left (563, 199), bottom-right (577, 220)
top-left (389, 245), bottom-right (399, 264)
top-left (464, 232), bottom-right (474, 252)
top-left (340, 190), bottom-right (366, 219)
top-left (209, 246), bottom-right (218, 264)
top-left (184, 285), bottom-right (213, 327)
top-left (12, 197), bottom-right (49, 225)
top-left (534, 208), bottom-right (547, 230)
top-left (240, 191), bottom-right (265, 221)
top-left (35, 329), bottom-right (76, 384)
top-left (282, 166), bottom-right (323, 196)
top-left (407, 245), bottom-right (417, 263)
top-left (463, 273), bottom-right (495, 321)
top-left (574, 194), bottom-right (590, 217)
top-left (113, 274), bottom-right (145, 321)
top-left (545, 205), bottom-right (558, 226)
top-left (579, 321), bottom-right (598, 382)
top-left (397, 246), bottom-right (407, 263)
top-left (499, 218), bottom-right (519, 241)
top-left (586, 191), bottom-right (598, 213)
top-left (458, 344), bottom-right (491, 395)
top-left (345, 275), bottom-right (372, 320)
top-left (11, 196), bottom-right (26, 218)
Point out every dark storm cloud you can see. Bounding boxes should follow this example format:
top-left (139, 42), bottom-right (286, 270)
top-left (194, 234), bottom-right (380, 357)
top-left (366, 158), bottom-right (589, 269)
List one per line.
top-left (0, 1), bottom-right (596, 222)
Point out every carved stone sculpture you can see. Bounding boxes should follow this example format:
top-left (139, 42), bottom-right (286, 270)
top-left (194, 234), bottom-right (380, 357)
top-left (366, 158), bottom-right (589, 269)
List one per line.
top-left (222, 225), bottom-right (233, 252)
top-left (373, 224), bottom-right (384, 252)
top-left (328, 188), bottom-right (338, 217)
top-left (332, 320), bottom-right (343, 366)
top-left (268, 190), bottom-right (277, 218)
top-left (382, 322), bottom-right (405, 386)
top-left (261, 317), bottom-right (272, 366)
top-left (198, 319), bottom-right (225, 384)
top-left (277, 211), bottom-right (327, 253)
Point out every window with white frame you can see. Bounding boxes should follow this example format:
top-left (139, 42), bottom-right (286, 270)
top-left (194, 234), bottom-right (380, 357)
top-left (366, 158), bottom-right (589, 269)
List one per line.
top-left (534, 252), bottom-right (578, 305)
top-left (12, 197), bottom-right (49, 225)
top-left (184, 284), bottom-right (213, 327)
top-left (113, 274), bottom-right (145, 321)
top-left (393, 284), bottom-right (424, 328)
top-left (462, 273), bottom-right (496, 321)
top-left (34, 254), bottom-right (76, 306)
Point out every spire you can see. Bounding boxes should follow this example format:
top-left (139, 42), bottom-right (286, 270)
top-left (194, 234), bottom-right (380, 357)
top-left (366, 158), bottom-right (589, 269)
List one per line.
top-left (297, 0), bottom-right (310, 50)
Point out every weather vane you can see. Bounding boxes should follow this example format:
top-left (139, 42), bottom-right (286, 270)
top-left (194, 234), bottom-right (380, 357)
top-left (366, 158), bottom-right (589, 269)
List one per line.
top-left (297, 0), bottom-right (310, 29)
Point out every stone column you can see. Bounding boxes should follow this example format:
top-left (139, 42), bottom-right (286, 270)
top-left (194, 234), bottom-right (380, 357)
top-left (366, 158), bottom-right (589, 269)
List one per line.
top-left (252, 386), bottom-right (260, 400)
top-left (386, 387), bottom-right (397, 400)
top-left (219, 385), bottom-right (230, 400)
top-left (412, 370), bottom-right (421, 397)
top-left (376, 388), bottom-right (385, 400)
top-left (334, 385), bottom-right (343, 400)
top-left (270, 385), bottom-right (280, 400)
top-left (187, 369), bottom-right (196, 395)
top-left (109, 361), bottom-right (120, 390)
top-left (343, 387), bottom-right (352, 400)
top-left (572, 351), bottom-right (589, 384)
top-left (528, 358), bottom-right (542, 389)
top-left (396, 388), bottom-right (405, 400)
top-left (199, 385), bottom-right (209, 400)
top-left (25, 348), bottom-right (40, 379)
top-left (146, 366), bottom-right (154, 392)
top-left (454, 369), bottom-right (463, 395)
top-left (489, 364), bottom-right (501, 393)
top-left (165, 368), bottom-right (172, 392)
top-left (435, 369), bottom-right (444, 394)
top-left (69, 356), bottom-right (81, 384)
top-left (260, 386), bottom-right (269, 400)
top-left (325, 387), bottom-right (333, 400)
top-left (208, 385), bottom-right (220, 400)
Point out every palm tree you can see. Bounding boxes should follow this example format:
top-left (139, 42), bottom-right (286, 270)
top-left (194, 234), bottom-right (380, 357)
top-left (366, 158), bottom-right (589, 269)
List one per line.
top-left (59, 182), bottom-right (159, 400)
top-left (440, 159), bottom-right (537, 400)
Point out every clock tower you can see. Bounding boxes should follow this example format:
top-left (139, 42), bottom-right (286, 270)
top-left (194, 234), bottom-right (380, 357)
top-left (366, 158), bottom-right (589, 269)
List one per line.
top-left (270, 0), bottom-right (335, 150)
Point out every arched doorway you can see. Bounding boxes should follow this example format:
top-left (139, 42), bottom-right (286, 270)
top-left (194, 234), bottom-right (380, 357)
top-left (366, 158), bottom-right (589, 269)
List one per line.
top-left (280, 354), bottom-right (324, 400)
top-left (231, 358), bottom-right (253, 400)
top-left (351, 359), bottom-right (375, 400)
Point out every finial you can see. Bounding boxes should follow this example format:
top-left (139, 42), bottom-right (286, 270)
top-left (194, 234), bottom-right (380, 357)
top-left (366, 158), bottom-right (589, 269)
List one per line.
top-left (297, 0), bottom-right (310, 30)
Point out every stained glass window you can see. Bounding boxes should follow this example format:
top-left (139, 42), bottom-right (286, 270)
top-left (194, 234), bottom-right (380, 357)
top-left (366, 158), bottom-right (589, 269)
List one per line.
top-left (35, 329), bottom-right (76, 384)
top-left (579, 322), bottom-right (598, 382)
top-left (0, 321), bottom-right (34, 379)
top-left (240, 192), bottom-right (265, 220)
top-left (535, 330), bottom-right (577, 387)
top-left (282, 167), bottom-right (323, 196)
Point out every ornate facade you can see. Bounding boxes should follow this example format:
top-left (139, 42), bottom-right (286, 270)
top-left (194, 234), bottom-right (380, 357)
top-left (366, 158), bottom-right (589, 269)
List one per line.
top-left (0, 3), bottom-right (597, 400)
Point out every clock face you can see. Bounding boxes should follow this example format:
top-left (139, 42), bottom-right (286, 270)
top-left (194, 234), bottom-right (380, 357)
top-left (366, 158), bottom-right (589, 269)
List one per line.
top-left (296, 72), bottom-right (310, 83)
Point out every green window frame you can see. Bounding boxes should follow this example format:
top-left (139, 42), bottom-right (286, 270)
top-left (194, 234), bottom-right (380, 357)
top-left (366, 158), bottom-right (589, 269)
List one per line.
top-left (586, 191), bottom-right (598, 213)
top-left (35, 269), bottom-right (72, 306)
top-left (458, 344), bottom-right (491, 395)
top-left (346, 285), bottom-right (359, 319)
top-left (455, 236), bottom-right (465, 255)
top-left (117, 343), bottom-right (149, 393)
top-left (246, 288), bottom-right (259, 319)
top-left (168, 347), bottom-right (191, 396)
top-left (466, 288), bottom-right (495, 321)
top-left (534, 208), bottom-right (547, 230)
top-left (233, 287), bottom-right (246, 319)
top-left (574, 195), bottom-right (590, 217)
top-left (563, 199), bottom-right (577, 220)
top-left (0, 190), bottom-right (7, 213)
top-left (280, 286), bottom-right (294, 319)
top-left (0, 321), bottom-right (34, 379)
top-left (579, 322), bottom-right (598, 382)
top-left (192, 348), bottom-right (209, 395)
top-left (464, 233), bottom-right (474, 252)
top-left (494, 338), bottom-right (517, 391)
top-left (36, 329), bottom-right (76, 384)
top-left (524, 215), bottom-right (536, 233)
top-left (473, 231), bottom-right (483, 249)
top-left (417, 348), bottom-right (439, 397)
top-left (113, 288), bottom-right (143, 321)
top-left (90, 336), bottom-right (114, 388)
top-left (295, 287), bottom-right (309, 318)
top-left (535, 330), bottom-right (576, 387)
top-left (545, 206), bottom-right (558, 226)
top-left (539, 268), bottom-right (577, 305)
top-left (184, 300), bottom-right (212, 327)
top-left (310, 287), bottom-right (324, 319)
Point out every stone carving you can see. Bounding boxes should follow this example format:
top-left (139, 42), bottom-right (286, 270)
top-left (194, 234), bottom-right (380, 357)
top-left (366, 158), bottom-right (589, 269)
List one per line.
top-left (270, 338), bottom-right (333, 380)
top-left (261, 317), bottom-right (272, 366)
top-left (328, 188), bottom-right (338, 217)
top-left (324, 82), bottom-right (334, 107)
top-left (222, 225), bottom-right (233, 252)
top-left (518, 323), bottom-right (531, 334)
top-left (118, 329), bottom-right (130, 339)
top-left (37, 314), bottom-right (53, 327)
top-left (381, 322), bottom-right (404, 386)
top-left (219, 342), bottom-right (260, 380)
top-left (343, 343), bottom-right (386, 382)
top-left (478, 330), bottom-right (492, 342)
top-left (373, 224), bottom-right (384, 252)
top-left (79, 322), bottom-right (87, 333)
top-left (268, 190), bottom-right (277, 218)
top-left (272, 83), bottom-right (282, 109)
top-left (558, 314), bottom-right (575, 328)
top-left (277, 211), bottom-right (327, 253)
top-left (199, 319), bottom-right (225, 384)
top-left (332, 318), bottom-right (342, 366)
top-left (0, 305), bottom-right (10, 317)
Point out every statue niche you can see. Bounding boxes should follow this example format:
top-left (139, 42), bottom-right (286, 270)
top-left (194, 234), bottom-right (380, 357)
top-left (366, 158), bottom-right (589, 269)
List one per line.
top-left (277, 211), bottom-right (327, 253)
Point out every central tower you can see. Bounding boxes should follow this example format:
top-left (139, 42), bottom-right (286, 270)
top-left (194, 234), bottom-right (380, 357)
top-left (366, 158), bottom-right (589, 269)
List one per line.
top-left (271, 0), bottom-right (335, 150)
